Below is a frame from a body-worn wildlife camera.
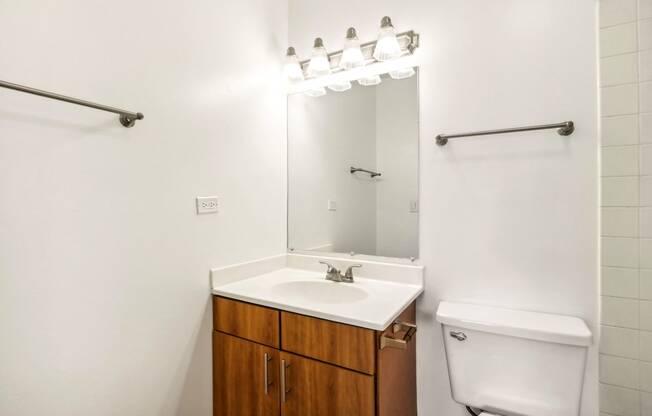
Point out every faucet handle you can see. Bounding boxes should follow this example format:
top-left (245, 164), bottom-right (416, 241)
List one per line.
top-left (344, 264), bottom-right (362, 280)
top-left (319, 261), bottom-right (343, 282)
top-left (319, 260), bottom-right (339, 273)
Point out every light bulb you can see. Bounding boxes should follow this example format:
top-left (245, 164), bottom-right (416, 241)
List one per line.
top-left (389, 67), bottom-right (415, 80)
top-left (307, 38), bottom-right (331, 77)
top-left (339, 28), bottom-right (365, 70)
top-left (358, 75), bottom-right (382, 86)
top-left (373, 16), bottom-right (402, 61)
top-left (283, 47), bottom-right (304, 82)
top-left (305, 87), bottom-right (327, 97)
top-left (327, 81), bottom-right (352, 92)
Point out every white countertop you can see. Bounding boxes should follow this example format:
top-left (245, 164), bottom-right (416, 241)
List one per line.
top-left (211, 256), bottom-right (424, 331)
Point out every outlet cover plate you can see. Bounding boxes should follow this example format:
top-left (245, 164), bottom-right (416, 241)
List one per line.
top-left (196, 196), bottom-right (219, 214)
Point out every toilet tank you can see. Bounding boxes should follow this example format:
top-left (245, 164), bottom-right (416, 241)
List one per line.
top-left (436, 302), bottom-right (592, 416)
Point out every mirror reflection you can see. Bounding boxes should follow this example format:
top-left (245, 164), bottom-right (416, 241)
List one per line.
top-left (288, 73), bottom-right (419, 259)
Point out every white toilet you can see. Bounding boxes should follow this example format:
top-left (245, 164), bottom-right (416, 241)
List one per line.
top-left (436, 301), bottom-right (593, 416)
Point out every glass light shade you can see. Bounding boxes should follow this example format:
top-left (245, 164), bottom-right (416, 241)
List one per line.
top-left (339, 28), bottom-right (365, 70)
top-left (307, 38), bottom-right (331, 77)
top-left (358, 75), bottom-right (382, 86)
top-left (389, 67), bottom-right (415, 80)
top-left (284, 47), bottom-right (304, 82)
top-left (327, 81), bottom-right (352, 92)
top-left (305, 87), bottom-right (327, 97)
top-left (373, 17), bottom-right (402, 61)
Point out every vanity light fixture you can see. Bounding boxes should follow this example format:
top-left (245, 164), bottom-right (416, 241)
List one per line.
top-left (284, 47), bottom-right (304, 82)
top-left (327, 80), bottom-right (352, 92)
top-left (339, 28), bottom-right (365, 70)
top-left (373, 16), bottom-right (402, 61)
top-left (389, 67), bottom-right (416, 80)
top-left (307, 38), bottom-right (331, 77)
top-left (305, 86), bottom-right (327, 97)
top-left (284, 17), bottom-right (419, 95)
top-left (358, 75), bottom-right (382, 86)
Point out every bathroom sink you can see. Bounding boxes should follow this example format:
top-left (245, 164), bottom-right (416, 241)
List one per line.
top-left (271, 280), bottom-right (368, 304)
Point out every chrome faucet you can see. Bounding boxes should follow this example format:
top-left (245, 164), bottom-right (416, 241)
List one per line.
top-left (343, 264), bottom-right (362, 282)
top-left (319, 261), bottom-right (362, 283)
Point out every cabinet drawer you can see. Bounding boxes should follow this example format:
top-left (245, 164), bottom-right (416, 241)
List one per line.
top-left (214, 296), bottom-right (280, 348)
top-left (281, 311), bottom-right (376, 375)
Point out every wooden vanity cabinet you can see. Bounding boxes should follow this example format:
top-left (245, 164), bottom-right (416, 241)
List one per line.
top-left (213, 331), bottom-right (279, 416)
top-left (212, 296), bottom-right (417, 416)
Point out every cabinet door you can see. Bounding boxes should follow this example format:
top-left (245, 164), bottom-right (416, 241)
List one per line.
top-left (213, 331), bottom-right (279, 416)
top-left (279, 351), bottom-right (374, 416)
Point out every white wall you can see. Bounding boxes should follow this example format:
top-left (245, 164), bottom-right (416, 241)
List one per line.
top-left (0, 1), bottom-right (287, 415)
top-left (288, 1), bottom-right (599, 414)
top-left (375, 76), bottom-right (419, 258)
top-left (288, 84), bottom-right (378, 253)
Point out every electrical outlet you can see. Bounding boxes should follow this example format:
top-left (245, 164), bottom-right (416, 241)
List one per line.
top-left (328, 200), bottom-right (337, 211)
top-left (409, 200), bottom-right (419, 213)
top-left (196, 196), bottom-right (219, 214)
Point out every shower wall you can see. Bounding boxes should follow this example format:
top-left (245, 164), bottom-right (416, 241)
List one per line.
top-left (600, 1), bottom-right (652, 414)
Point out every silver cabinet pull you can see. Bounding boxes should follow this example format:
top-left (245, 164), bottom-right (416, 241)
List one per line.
top-left (280, 359), bottom-right (291, 403)
top-left (450, 331), bottom-right (467, 341)
top-left (263, 353), bottom-right (272, 395)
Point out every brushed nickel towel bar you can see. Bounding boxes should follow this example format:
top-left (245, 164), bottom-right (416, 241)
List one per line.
top-left (0, 79), bottom-right (144, 128)
top-left (435, 121), bottom-right (574, 146)
top-left (350, 166), bottom-right (381, 178)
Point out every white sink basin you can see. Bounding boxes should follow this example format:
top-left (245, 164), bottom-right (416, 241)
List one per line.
top-left (211, 259), bottom-right (424, 330)
top-left (271, 280), bottom-right (368, 304)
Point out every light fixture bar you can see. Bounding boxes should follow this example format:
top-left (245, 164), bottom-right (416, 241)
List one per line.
top-left (287, 54), bottom-right (418, 94)
top-left (298, 30), bottom-right (419, 75)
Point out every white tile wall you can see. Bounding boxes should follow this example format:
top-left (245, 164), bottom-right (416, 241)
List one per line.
top-left (642, 391), bottom-right (652, 415)
top-left (642, 50), bottom-right (652, 82)
top-left (602, 325), bottom-right (641, 359)
top-left (601, 354), bottom-right (642, 389)
top-left (603, 208), bottom-right (640, 237)
top-left (603, 296), bottom-right (641, 328)
top-left (601, 0), bottom-right (637, 27)
top-left (603, 267), bottom-right (640, 298)
top-left (643, 176), bottom-right (652, 205)
top-left (642, 362), bottom-right (652, 392)
top-left (642, 0), bottom-right (652, 20)
top-left (642, 146), bottom-right (652, 175)
top-left (600, 4), bottom-right (652, 413)
top-left (642, 269), bottom-right (652, 299)
top-left (643, 209), bottom-right (652, 239)
top-left (603, 84), bottom-right (639, 116)
top-left (603, 177), bottom-right (640, 206)
top-left (642, 114), bottom-right (652, 144)
top-left (602, 23), bottom-right (638, 57)
top-left (642, 18), bottom-right (652, 50)
top-left (604, 116), bottom-right (639, 146)
top-left (603, 146), bottom-right (641, 176)
top-left (643, 82), bottom-right (652, 114)
top-left (641, 330), bottom-right (652, 361)
top-left (600, 383), bottom-right (640, 416)
top-left (603, 54), bottom-right (639, 86)
top-left (603, 237), bottom-right (640, 267)
top-left (642, 240), bottom-right (652, 268)
top-left (642, 300), bottom-right (652, 330)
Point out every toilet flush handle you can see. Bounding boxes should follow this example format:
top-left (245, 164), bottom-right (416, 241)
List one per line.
top-left (450, 331), bottom-right (467, 341)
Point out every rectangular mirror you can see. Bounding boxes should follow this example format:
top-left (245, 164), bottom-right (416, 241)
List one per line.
top-left (288, 71), bottom-right (419, 260)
